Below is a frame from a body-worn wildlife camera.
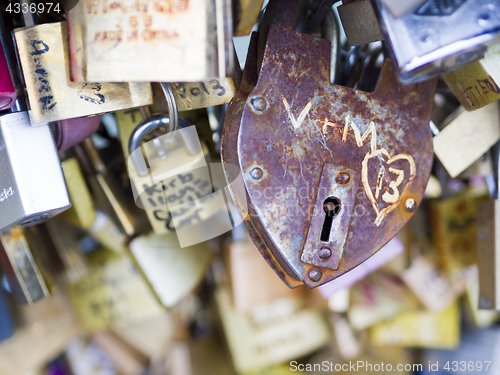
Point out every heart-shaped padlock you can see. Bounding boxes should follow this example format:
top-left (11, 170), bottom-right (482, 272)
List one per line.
top-left (222, 4), bottom-right (436, 289)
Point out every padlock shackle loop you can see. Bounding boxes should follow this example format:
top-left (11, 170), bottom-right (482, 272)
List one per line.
top-left (129, 114), bottom-right (202, 177)
top-left (320, 8), bottom-right (340, 84)
top-left (129, 114), bottom-right (169, 176)
top-left (160, 82), bottom-right (178, 133)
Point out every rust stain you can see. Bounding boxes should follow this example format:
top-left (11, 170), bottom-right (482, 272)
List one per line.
top-left (223, 23), bottom-right (436, 289)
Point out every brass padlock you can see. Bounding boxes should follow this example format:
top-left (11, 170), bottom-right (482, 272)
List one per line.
top-left (0, 228), bottom-right (50, 304)
top-left (477, 143), bottom-right (500, 310)
top-left (129, 231), bottom-right (214, 308)
top-left (169, 78), bottom-right (239, 111)
top-left (433, 102), bottom-right (500, 178)
top-left (67, 248), bottom-right (164, 330)
top-left (443, 44), bottom-right (500, 111)
top-left (233, 0), bottom-right (265, 36)
top-left (222, 0), bottom-right (436, 288)
top-left (14, 21), bottom-right (153, 124)
top-left (66, 0), bottom-right (234, 82)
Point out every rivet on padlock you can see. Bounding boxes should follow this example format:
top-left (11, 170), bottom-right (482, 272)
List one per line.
top-left (222, 32), bottom-right (305, 289)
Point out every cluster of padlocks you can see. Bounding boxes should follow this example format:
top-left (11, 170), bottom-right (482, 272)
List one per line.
top-left (1, 0), bottom-right (500, 373)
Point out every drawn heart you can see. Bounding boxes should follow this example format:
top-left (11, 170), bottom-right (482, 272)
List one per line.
top-left (361, 149), bottom-right (416, 226)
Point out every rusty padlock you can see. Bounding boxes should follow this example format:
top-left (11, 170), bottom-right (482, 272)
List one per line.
top-left (221, 0), bottom-right (436, 289)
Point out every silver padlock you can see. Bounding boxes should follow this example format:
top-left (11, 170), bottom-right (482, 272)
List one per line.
top-left (0, 14), bottom-right (70, 230)
top-left (0, 109), bottom-right (71, 230)
top-left (372, 0), bottom-right (500, 83)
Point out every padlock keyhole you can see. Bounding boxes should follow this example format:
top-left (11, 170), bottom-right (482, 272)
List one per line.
top-left (320, 197), bottom-right (341, 242)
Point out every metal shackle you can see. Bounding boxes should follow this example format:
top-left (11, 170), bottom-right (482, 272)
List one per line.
top-left (320, 9), bottom-right (340, 85)
top-left (129, 114), bottom-right (202, 177)
top-left (160, 82), bottom-right (179, 134)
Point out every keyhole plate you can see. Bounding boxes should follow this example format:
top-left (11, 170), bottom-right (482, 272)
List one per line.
top-left (300, 163), bottom-right (360, 270)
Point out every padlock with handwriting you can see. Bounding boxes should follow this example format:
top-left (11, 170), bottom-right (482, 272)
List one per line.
top-left (443, 44), bottom-right (500, 111)
top-left (222, 0), bottom-right (436, 288)
top-left (14, 21), bottom-right (153, 124)
top-left (127, 115), bottom-right (223, 240)
top-left (66, 0), bottom-right (234, 82)
top-left (125, 85), bottom-right (231, 243)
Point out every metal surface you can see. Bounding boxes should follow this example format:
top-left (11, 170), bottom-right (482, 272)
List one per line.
top-left (338, 0), bottom-right (383, 46)
top-left (373, 0), bottom-right (500, 83)
top-left (379, 0), bottom-right (427, 18)
top-left (170, 78), bottom-right (238, 111)
top-left (221, 32), bottom-right (304, 288)
top-left (0, 14), bottom-right (24, 111)
top-left (0, 41), bottom-right (15, 110)
top-left (66, 0), bottom-right (233, 82)
top-left (256, 0), bottom-right (314, 69)
top-left (321, 9), bottom-right (340, 84)
top-left (476, 142), bottom-right (500, 310)
top-left (233, 25), bottom-right (435, 288)
top-left (129, 115), bottom-right (171, 177)
top-left (442, 43), bottom-right (500, 111)
top-left (0, 229), bottom-right (50, 304)
top-left (78, 139), bottom-right (147, 237)
top-left (61, 158), bottom-right (96, 229)
top-left (14, 22), bottom-right (153, 124)
top-left (129, 116), bottom-right (201, 176)
top-left (300, 164), bottom-right (360, 271)
top-left (433, 102), bottom-right (500, 178)
top-left (0, 112), bottom-right (70, 230)
top-left (159, 83), bottom-right (179, 133)
top-left (129, 232), bottom-right (214, 307)
top-left (233, 0), bottom-right (265, 36)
